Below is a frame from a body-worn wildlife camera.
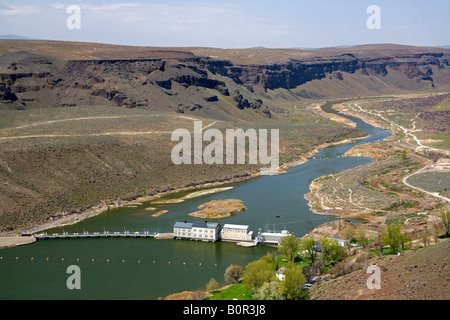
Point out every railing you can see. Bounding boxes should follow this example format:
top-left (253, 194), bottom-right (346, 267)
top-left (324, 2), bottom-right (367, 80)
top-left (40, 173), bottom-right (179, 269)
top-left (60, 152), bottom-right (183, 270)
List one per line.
top-left (34, 231), bottom-right (159, 240)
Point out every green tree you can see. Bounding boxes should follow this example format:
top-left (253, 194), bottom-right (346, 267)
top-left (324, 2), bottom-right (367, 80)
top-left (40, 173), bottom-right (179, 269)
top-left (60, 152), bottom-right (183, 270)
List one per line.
top-left (319, 238), bottom-right (347, 265)
top-left (342, 225), bottom-right (356, 242)
top-left (253, 281), bottom-right (283, 300)
top-left (375, 233), bottom-right (384, 256)
top-left (300, 238), bottom-right (317, 265)
top-left (278, 234), bottom-right (299, 263)
top-left (401, 234), bottom-right (412, 250)
top-left (381, 225), bottom-right (403, 254)
top-left (341, 225), bottom-right (356, 253)
top-left (440, 206), bottom-right (450, 237)
top-left (260, 252), bottom-right (278, 270)
top-left (242, 258), bottom-right (275, 291)
top-left (420, 230), bottom-right (430, 247)
top-left (318, 238), bottom-right (332, 265)
top-left (355, 226), bottom-right (368, 248)
top-left (401, 149), bottom-right (407, 161)
top-left (224, 265), bottom-right (242, 285)
top-left (282, 265), bottom-right (306, 300)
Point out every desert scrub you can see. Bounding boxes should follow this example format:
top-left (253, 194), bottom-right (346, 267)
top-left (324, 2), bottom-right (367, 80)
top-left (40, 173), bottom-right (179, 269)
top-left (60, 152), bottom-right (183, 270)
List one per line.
top-left (386, 216), bottom-right (407, 225)
top-left (371, 211), bottom-right (387, 217)
top-left (330, 252), bottom-right (373, 278)
top-left (403, 201), bottom-right (418, 209)
top-left (385, 212), bottom-right (427, 225)
top-left (314, 174), bottom-right (333, 183)
top-left (407, 172), bottom-right (450, 195)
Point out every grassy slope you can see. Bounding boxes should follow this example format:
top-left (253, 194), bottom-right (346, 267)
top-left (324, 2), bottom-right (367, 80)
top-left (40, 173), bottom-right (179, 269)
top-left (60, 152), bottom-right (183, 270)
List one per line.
top-left (205, 282), bottom-right (254, 301)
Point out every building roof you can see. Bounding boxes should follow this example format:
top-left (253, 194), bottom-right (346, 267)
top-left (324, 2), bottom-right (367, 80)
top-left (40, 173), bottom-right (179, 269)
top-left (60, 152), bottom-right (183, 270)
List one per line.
top-left (192, 221), bottom-right (208, 228)
top-left (261, 232), bottom-right (289, 237)
top-left (222, 224), bottom-right (249, 230)
top-left (206, 222), bottom-right (220, 229)
top-left (174, 221), bottom-right (220, 229)
top-left (192, 221), bottom-right (220, 228)
top-left (276, 266), bottom-right (286, 275)
top-left (329, 238), bottom-right (349, 243)
top-left (173, 222), bottom-right (193, 229)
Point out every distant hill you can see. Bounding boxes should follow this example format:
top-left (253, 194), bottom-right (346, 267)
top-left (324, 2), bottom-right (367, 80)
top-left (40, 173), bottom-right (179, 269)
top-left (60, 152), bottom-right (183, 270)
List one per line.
top-left (1, 40), bottom-right (449, 113)
top-left (0, 34), bottom-right (33, 40)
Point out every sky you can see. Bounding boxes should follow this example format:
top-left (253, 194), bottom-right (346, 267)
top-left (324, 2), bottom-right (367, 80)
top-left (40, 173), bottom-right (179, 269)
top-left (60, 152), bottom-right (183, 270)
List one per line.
top-left (0, 0), bottom-right (449, 48)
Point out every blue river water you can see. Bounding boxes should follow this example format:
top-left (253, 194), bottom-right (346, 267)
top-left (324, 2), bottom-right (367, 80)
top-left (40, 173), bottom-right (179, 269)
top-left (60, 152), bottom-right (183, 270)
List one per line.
top-left (0, 106), bottom-right (391, 299)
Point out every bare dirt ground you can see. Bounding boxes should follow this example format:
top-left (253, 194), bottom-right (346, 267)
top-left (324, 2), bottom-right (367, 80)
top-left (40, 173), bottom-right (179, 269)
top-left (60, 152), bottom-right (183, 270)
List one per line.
top-left (0, 236), bottom-right (35, 249)
top-left (309, 239), bottom-right (450, 300)
top-left (162, 290), bottom-right (207, 300)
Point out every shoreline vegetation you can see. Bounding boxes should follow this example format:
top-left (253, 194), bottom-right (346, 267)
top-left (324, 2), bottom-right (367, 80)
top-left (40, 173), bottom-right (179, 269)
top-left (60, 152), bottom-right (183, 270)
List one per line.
top-left (188, 199), bottom-right (246, 219)
top-left (0, 99), bottom-right (375, 249)
top-left (0, 131), bottom-right (367, 249)
top-left (306, 97), bottom-right (450, 226)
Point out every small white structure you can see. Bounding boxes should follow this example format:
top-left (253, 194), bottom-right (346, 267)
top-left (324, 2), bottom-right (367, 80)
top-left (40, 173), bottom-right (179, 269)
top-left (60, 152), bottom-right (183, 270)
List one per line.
top-left (276, 266), bottom-right (286, 281)
top-left (260, 230), bottom-right (290, 245)
top-left (328, 238), bottom-right (349, 247)
top-left (221, 224), bottom-right (254, 242)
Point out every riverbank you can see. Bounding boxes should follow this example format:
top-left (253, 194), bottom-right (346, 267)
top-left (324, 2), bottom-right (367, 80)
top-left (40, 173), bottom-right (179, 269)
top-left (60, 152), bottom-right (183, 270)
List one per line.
top-left (1, 134), bottom-right (367, 244)
top-left (0, 236), bottom-right (35, 249)
top-left (0, 99), bottom-right (371, 248)
top-left (0, 101), bottom-right (391, 301)
top-left (1, 172), bottom-right (260, 238)
top-left (305, 100), bottom-right (394, 222)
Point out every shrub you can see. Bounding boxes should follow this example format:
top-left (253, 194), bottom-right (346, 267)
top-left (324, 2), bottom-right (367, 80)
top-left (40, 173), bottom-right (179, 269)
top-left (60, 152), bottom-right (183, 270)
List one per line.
top-left (224, 265), bottom-right (243, 285)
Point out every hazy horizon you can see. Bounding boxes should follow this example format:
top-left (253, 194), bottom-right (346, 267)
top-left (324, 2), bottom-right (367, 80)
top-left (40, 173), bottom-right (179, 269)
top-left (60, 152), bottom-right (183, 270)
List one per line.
top-left (1, 0), bottom-right (449, 49)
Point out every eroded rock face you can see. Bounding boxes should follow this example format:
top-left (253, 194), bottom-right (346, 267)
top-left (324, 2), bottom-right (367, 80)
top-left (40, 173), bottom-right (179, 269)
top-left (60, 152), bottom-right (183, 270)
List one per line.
top-left (1, 47), bottom-right (449, 114)
top-left (0, 52), bottom-right (240, 114)
top-left (205, 52), bottom-right (447, 90)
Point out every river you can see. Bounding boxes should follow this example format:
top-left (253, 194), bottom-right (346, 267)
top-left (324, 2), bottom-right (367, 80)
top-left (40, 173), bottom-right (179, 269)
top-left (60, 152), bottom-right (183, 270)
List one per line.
top-left (0, 103), bottom-right (391, 300)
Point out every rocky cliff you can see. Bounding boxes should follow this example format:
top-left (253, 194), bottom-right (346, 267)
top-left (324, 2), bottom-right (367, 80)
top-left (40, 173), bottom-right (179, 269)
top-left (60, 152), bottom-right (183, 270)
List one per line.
top-left (203, 52), bottom-right (449, 91)
top-left (1, 41), bottom-right (450, 116)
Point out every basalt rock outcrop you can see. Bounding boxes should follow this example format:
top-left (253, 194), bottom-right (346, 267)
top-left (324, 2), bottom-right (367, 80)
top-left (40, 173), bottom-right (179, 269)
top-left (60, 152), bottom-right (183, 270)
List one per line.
top-left (1, 42), bottom-right (450, 116)
top-left (202, 52), bottom-right (449, 91)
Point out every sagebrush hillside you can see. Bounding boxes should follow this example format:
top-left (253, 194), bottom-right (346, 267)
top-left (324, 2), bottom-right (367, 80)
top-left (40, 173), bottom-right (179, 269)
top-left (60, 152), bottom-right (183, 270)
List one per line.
top-left (1, 40), bottom-right (450, 233)
top-left (309, 238), bottom-right (450, 300)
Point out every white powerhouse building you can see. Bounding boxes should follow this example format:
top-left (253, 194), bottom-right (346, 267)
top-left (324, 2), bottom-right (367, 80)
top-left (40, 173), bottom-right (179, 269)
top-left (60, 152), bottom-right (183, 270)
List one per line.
top-left (221, 224), bottom-right (254, 242)
top-left (173, 221), bottom-right (221, 242)
top-left (173, 222), bottom-right (255, 243)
